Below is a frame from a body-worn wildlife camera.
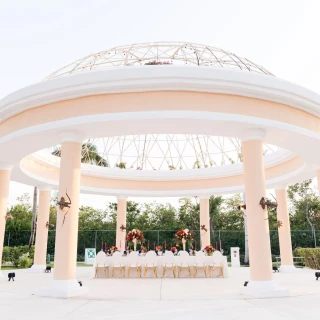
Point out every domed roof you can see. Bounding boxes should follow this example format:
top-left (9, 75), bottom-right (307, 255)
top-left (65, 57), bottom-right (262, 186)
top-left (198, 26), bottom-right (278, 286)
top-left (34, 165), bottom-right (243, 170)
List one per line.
top-left (47, 41), bottom-right (273, 79)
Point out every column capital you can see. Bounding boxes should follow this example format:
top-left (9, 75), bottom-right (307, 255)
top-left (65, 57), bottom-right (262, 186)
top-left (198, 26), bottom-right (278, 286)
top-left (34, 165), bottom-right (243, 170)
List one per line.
top-left (199, 195), bottom-right (211, 200)
top-left (58, 131), bottom-right (85, 143)
top-left (0, 162), bottom-right (14, 171)
top-left (274, 185), bottom-right (287, 191)
top-left (117, 195), bottom-right (128, 200)
top-left (241, 128), bottom-right (266, 142)
top-left (38, 185), bottom-right (53, 191)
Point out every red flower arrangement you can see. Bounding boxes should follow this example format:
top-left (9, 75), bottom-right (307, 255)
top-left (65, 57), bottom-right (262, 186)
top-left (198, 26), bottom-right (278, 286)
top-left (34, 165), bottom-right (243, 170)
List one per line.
top-left (156, 245), bottom-right (163, 251)
top-left (126, 229), bottom-right (145, 245)
top-left (106, 246), bottom-right (118, 254)
top-left (175, 229), bottom-right (194, 241)
top-left (204, 245), bottom-right (215, 255)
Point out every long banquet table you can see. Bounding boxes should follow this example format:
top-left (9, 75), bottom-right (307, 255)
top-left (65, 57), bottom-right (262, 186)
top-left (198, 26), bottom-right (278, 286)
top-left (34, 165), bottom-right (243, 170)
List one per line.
top-left (93, 255), bottom-right (229, 278)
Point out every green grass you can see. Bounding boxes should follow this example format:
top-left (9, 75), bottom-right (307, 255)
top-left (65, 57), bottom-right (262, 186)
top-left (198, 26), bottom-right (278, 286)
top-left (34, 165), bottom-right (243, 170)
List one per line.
top-left (1, 262), bottom-right (93, 271)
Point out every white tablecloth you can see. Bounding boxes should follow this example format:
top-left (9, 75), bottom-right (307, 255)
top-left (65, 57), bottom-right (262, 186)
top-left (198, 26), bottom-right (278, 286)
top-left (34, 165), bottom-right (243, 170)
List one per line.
top-left (93, 255), bottom-right (228, 278)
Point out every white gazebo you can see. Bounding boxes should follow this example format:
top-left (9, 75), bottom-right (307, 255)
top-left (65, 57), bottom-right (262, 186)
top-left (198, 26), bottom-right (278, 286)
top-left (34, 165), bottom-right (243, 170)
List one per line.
top-left (1, 41), bottom-right (320, 298)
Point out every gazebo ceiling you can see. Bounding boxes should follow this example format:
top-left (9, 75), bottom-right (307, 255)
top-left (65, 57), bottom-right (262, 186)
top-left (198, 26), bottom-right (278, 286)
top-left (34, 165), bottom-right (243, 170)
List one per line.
top-left (46, 41), bottom-right (273, 79)
top-left (49, 134), bottom-right (280, 171)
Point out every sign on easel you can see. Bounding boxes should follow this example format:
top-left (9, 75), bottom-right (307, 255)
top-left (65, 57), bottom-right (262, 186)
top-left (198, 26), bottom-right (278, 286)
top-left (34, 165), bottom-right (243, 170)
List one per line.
top-left (85, 248), bottom-right (96, 264)
top-left (230, 247), bottom-right (240, 267)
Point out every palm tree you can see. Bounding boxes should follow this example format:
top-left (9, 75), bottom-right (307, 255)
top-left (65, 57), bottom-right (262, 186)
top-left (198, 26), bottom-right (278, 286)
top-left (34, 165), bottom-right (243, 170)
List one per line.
top-left (28, 186), bottom-right (38, 249)
top-left (52, 142), bottom-right (109, 167)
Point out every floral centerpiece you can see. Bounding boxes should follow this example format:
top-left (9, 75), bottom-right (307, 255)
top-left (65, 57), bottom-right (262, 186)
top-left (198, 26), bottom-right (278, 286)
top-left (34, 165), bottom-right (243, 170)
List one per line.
top-left (106, 246), bottom-right (118, 255)
top-left (204, 245), bottom-right (216, 256)
top-left (126, 229), bottom-right (145, 251)
top-left (174, 229), bottom-right (195, 251)
top-left (140, 245), bottom-right (148, 253)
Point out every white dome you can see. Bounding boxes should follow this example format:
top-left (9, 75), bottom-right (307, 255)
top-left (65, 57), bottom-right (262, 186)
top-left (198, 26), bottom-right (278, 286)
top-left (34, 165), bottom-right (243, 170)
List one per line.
top-left (47, 41), bottom-right (273, 79)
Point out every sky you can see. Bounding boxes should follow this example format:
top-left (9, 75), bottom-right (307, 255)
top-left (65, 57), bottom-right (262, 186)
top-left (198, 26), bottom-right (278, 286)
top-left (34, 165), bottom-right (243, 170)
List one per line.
top-left (1, 0), bottom-right (320, 209)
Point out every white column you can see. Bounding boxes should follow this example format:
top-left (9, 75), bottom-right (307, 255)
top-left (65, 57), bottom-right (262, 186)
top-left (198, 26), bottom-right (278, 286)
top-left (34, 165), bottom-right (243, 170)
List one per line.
top-left (241, 128), bottom-right (289, 298)
top-left (37, 131), bottom-right (88, 298)
top-left (0, 163), bottom-right (13, 281)
top-left (116, 196), bottom-right (127, 250)
top-left (30, 186), bottom-right (52, 273)
top-left (275, 188), bottom-right (295, 272)
top-left (199, 195), bottom-right (210, 249)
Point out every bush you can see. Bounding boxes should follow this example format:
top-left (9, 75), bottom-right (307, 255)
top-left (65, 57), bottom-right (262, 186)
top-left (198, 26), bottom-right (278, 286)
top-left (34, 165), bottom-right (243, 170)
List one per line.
top-left (1, 245), bottom-right (35, 267)
top-left (296, 248), bottom-right (320, 269)
top-left (19, 253), bottom-right (32, 268)
top-left (2, 246), bottom-right (11, 263)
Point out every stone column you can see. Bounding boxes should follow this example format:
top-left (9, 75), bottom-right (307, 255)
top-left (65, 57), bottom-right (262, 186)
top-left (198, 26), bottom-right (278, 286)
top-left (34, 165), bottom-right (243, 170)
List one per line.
top-left (0, 164), bottom-right (12, 280)
top-left (275, 188), bottom-right (295, 272)
top-left (38, 132), bottom-right (87, 298)
top-left (199, 196), bottom-right (210, 249)
top-left (241, 129), bottom-right (288, 297)
top-left (30, 187), bottom-right (51, 272)
top-left (116, 196), bottom-right (127, 250)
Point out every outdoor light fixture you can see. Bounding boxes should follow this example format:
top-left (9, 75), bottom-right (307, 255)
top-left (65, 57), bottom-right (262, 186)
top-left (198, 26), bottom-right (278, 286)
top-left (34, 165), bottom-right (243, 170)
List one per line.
top-left (277, 220), bottom-right (283, 228)
top-left (120, 224), bottom-right (126, 232)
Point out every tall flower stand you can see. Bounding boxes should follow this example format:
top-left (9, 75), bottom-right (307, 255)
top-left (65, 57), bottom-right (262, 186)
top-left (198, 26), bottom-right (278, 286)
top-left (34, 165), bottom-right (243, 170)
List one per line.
top-left (182, 238), bottom-right (186, 251)
top-left (132, 238), bottom-right (137, 251)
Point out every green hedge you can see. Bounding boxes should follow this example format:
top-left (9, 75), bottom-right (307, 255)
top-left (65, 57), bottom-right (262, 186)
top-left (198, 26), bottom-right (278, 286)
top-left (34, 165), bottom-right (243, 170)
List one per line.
top-left (296, 248), bottom-right (320, 269)
top-left (2, 245), bottom-right (34, 267)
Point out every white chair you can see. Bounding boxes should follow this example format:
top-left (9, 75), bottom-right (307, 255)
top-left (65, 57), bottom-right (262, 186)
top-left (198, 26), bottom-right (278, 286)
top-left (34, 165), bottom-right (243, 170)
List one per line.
top-left (194, 250), bottom-right (207, 278)
top-left (127, 251), bottom-right (141, 278)
top-left (110, 251), bottom-right (125, 278)
top-left (143, 251), bottom-right (158, 278)
top-left (178, 251), bottom-right (191, 278)
top-left (95, 251), bottom-right (108, 278)
top-left (162, 251), bottom-right (176, 278)
top-left (212, 250), bottom-right (224, 278)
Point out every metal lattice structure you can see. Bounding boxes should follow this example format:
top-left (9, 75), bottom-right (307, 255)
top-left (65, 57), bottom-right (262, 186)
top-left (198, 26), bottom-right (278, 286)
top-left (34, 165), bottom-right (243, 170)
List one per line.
top-left (47, 41), bottom-right (273, 79)
top-left (50, 135), bottom-right (279, 170)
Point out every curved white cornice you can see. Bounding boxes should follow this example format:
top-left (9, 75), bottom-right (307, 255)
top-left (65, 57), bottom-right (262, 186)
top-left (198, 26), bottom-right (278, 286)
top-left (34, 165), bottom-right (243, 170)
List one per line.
top-left (1, 66), bottom-right (320, 122)
top-left (27, 148), bottom-right (295, 181)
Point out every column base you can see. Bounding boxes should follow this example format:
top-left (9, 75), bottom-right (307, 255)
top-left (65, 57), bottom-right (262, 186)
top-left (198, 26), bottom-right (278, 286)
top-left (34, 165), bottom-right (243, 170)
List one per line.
top-left (37, 279), bottom-right (89, 298)
top-left (28, 264), bottom-right (47, 273)
top-left (241, 280), bottom-right (290, 298)
top-left (280, 264), bottom-right (297, 273)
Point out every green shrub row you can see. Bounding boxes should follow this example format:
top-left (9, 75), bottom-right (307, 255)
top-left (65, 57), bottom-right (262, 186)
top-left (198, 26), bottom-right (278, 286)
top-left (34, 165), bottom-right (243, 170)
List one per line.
top-left (2, 245), bottom-right (34, 268)
top-left (296, 248), bottom-right (320, 269)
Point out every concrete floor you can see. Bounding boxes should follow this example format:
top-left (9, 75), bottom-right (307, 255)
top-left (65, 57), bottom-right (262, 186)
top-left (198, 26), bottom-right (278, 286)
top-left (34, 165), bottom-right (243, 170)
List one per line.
top-left (1, 267), bottom-right (320, 319)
